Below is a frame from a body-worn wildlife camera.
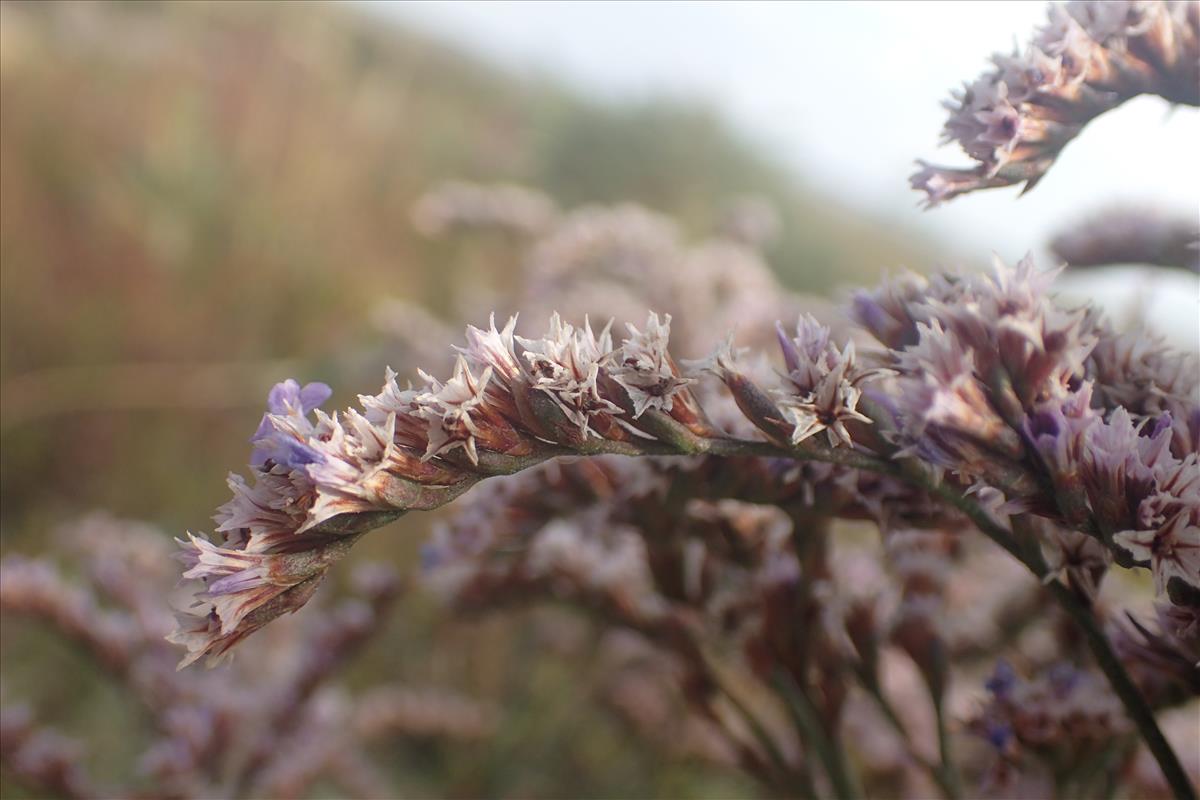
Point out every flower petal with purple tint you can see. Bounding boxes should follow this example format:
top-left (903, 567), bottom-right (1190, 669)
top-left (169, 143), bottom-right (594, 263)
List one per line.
top-left (985, 659), bottom-right (1017, 698)
top-left (266, 379), bottom-right (332, 416)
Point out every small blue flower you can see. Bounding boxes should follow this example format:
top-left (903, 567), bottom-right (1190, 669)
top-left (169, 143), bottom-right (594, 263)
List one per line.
top-left (984, 720), bottom-right (1013, 750)
top-left (985, 659), bottom-right (1017, 699)
top-left (1047, 662), bottom-right (1082, 694)
top-left (419, 542), bottom-right (445, 572)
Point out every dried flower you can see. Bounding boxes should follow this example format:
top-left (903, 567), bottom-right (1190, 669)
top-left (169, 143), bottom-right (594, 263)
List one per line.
top-left (516, 313), bottom-right (625, 439)
top-left (608, 312), bottom-right (694, 419)
top-left (773, 315), bottom-right (882, 447)
top-left (914, 0), bottom-right (1200, 205)
top-left (1112, 452), bottom-right (1200, 595)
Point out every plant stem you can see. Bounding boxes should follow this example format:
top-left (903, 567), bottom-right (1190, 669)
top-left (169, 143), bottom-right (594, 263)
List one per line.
top-left (349, 431), bottom-right (1196, 799)
top-left (931, 690), bottom-right (963, 800)
top-left (694, 436), bottom-right (1194, 800)
top-left (1046, 580), bottom-right (1196, 800)
top-left (863, 680), bottom-right (958, 800)
top-left (772, 670), bottom-right (861, 800)
top-left (703, 658), bottom-right (803, 797)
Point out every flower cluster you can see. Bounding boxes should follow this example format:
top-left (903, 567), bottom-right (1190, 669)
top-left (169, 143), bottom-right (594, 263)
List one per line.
top-left (848, 254), bottom-right (1200, 608)
top-left (410, 180), bottom-right (559, 237)
top-left (1050, 207), bottom-right (1200, 272)
top-left (172, 310), bottom-right (719, 667)
top-left (970, 660), bottom-right (1131, 794)
top-left (158, 5), bottom-right (1200, 793)
top-left (175, 252), bottom-right (1200, 674)
top-left (913, 0), bottom-right (1200, 205)
top-left (773, 315), bottom-right (885, 447)
top-left (2, 515), bottom-right (494, 800)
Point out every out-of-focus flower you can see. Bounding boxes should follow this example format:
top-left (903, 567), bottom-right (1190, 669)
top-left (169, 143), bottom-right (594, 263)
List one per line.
top-left (1051, 207), bottom-right (1200, 272)
top-left (1113, 604), bottom-right (1200, 706)
top-left (970, 660), bottom-right (1131, 792)
top-left (1088, 324), bottom-right (1200, 430)
top-left (719, 194), bottom-right (781, 248)
top-left (849, 271), bottom-right (944, 350)
top-left (411, 181), bottom-right (558, 237)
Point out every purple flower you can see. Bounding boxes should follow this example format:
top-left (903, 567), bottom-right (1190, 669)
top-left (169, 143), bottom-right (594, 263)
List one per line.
top-left (984, 720), bottom-right (1014, 751)
top-left (772, 315), bottom-right (886, 447)
top-left (267, 379), bottom-right (332, 416)
top-left (986, 659), bottom-right (1018, 699)
top-left (249, 380), bottom-right (331, 468)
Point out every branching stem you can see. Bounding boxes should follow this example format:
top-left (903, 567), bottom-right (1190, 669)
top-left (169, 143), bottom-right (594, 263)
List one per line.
top-left (563, 434), bottom-right (1195, 800)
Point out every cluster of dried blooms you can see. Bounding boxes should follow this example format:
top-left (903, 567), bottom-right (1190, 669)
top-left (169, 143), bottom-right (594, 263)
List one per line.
top-left (164, 22), bottom-right (1200, 782)
top-left (13, 0), bottom-right (1182, 797)
top-left (912, 0), bottom-right (1199, 205)
top-left (166, 231), bottom-right (1199, 796)
top-left (0, 514), bottom-right (496, 799)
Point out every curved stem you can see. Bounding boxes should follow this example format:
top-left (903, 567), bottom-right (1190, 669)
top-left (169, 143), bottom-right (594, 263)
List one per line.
top-left (340, 430), bottom-right (1194, 798)
top-left (930, 689), bottom-right (962, 800)
top-left (863, 680), bottom-right (958, 800)
top-left (703, 656), bottom-right (803, 797)
top-left (771, 670), bottom-right (861, 800)
top-left (592, 434), bottom-right (1194, 800)
top-left (1045, 580), bottom-right (1195, 800)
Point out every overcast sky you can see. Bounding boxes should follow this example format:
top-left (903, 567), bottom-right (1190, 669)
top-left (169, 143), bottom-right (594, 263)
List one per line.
top-left (371, 1), bottom-right (1198, 340)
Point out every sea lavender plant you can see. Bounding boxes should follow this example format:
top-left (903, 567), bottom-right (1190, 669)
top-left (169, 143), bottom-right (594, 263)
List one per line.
top-left (160, 3), bottom-right (1198, 798)
top-left (0, 514), bottom-right (495, 799)
top-left (169, 251), bottom-right (1199, 795)
top-left (912, 0), bottom-right (1199, 205)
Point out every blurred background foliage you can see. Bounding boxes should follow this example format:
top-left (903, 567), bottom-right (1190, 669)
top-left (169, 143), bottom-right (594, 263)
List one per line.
top-left (0, 1), bottom-right (941, 796)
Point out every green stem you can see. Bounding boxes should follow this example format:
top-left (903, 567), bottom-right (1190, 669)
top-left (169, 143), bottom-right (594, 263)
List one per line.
top-left (349, 431), bottom-right (1194, 799)
top-left (863, 680), bottom-right (957, 800)
top-left (702, 437), bottom-right (1193, 800)
top-left (772, 670), bottom-right (861, 800)
top-left (705, 661), bottom-right (802, 797)
top-left (1046, 580), bottom-right (1195, 800)
top-left (931, 690), bottom-right (963, 800)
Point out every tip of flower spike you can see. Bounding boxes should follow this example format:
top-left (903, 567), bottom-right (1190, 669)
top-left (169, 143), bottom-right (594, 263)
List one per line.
top-left (609, 312), bottom-right (694, 419)
top-left (775, 321), bottom-right (800, 374)
top-left (682, 332), bottom-right (748, 381)
top-left (910, 161), bottom-right (1010, 208)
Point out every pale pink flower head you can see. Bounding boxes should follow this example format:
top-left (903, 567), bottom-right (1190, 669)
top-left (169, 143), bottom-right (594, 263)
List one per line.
top-left (893, 320), bottom-right (1022, 474)
top-left (682, 332), bottom-right (749, 384)
top-left (772, 314), bottom-right (885, 447)
top-left (849, 270), bottom-right (937, 350)
top-left (169, 532), bottom-right (357, 668)
top-left (608, 312), bottom-right (695, 419)
top-left (457, 313), bottom-right (522, 381)
top-left (517, 313), bottom-right (623, 438)
top-left (414, 356), bottom-right (493, 465)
